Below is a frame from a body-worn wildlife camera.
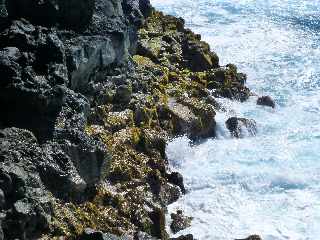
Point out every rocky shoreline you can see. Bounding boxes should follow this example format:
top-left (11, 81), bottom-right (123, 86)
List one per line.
top-left (0, 0), bottom-right (268, 239)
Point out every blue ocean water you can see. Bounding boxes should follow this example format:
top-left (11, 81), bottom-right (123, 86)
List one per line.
top-left (150, 0), bottom-right (320, 239)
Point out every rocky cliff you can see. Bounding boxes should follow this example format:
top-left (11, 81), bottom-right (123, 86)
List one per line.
top-left (0, 0), bottom-right (252, 239)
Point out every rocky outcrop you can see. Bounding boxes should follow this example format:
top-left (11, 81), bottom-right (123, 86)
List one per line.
top-left (170, 210), bottom-right (192, 234)
top-left (0, 0), bottom-right (255, 239)
top-left (136, 12), bottom-right (251, 102)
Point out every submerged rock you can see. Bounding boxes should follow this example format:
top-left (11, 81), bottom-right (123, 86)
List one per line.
top-left (257, 95), bottom-right (275, 108)
top-left (226, 117), bottom-right (257, 138)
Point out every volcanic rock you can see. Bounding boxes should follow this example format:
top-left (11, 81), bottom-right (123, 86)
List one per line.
top-left (226, 117), bottom-right (257, 138)
top-left (170, 210), bottom-right (192, 234)
top-left (257, 95), bottom-right (275, 108)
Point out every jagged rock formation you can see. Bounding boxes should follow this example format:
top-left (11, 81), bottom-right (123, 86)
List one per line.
top-left (0, 0), bottom-right (254, 239)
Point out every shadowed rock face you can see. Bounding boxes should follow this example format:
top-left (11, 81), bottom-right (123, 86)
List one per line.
top-left (0, 0), bottom-right (135, 141)
top-left (0, 127), bottom-right (110, 239)
top-left (6, 0), bottom-right (95, 31)
top-left (0, 0), bottom-right (155, 239)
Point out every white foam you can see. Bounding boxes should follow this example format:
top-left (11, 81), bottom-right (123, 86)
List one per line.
top-left (153, 0), bottom-right (320, 239)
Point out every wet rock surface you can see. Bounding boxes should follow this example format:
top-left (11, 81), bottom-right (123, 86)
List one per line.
top-left (257, 95), bottom-right (275, 108)
top-left (0, 0), bottom-right (255, 239)
top-left (235, 235), bottom-right (262, 240)
top-left (170, 210), bottom-right (192, 234)
top-left (226, 117), bottom-right (257, 138)
top-left (170, 234), bottom-right (194, 240)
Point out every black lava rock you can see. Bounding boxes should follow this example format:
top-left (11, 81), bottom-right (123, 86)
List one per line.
top-left (226, 117), bottom-right (257, 138)
top-left (79, 228), bottom-right (127, 240)
top-left (134, 231), bottom-right (157, 240)
top-left (170, 234), bottom-right (194, 240)
top-left (235, 235), bottom-right (262, 240)
top-left (167, 172), bottom-right (186, 194)
top-left (0, 127), bottom-right (110, 239)
top-left (170, 210), bottom-right (192, 234)
top-left (257, 95), bottom-right (275, 108)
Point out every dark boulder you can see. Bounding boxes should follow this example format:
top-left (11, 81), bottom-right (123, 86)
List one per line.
top-left (235, 235), bottom-right (262, 240)
top-left (257, 96), bottom-right (275, 108)
top-left (89, 0), bottom-right (126, 35)
top-left (79, 228), bottom-right (127, 240)
top-left (0, 224), bottom-right (3, 240)
top-left (159, 183), bottom-right (181, 206)
top-left (0, 19), bottom-right (36, 50)
top-left (0, 47), bottom-right (21, 88)
top-left (167, 172), bottom-right (186, 194)
top-left (53, 129), bottom-right (111, 188)
top-left (0, 189), bottom-right (5, 208)
top-left (170, 210), bottom-right (192, 234)
top-left (170, 234), bottom-right (194, 240)
top-left (226, 117), bottom-right (257, 138)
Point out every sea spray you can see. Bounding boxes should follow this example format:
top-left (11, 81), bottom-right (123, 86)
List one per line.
top-left (155, 0), bottom-right (320, 239)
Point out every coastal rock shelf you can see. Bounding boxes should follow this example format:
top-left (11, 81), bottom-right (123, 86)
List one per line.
top-left (0, 0), bottom-right (256, 239)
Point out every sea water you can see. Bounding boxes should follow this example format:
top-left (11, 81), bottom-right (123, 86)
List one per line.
top-left (150, 0), bottom-right (320, 239)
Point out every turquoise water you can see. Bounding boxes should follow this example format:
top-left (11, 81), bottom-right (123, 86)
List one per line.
top-left (151, 0), bottom-right (320, 239)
